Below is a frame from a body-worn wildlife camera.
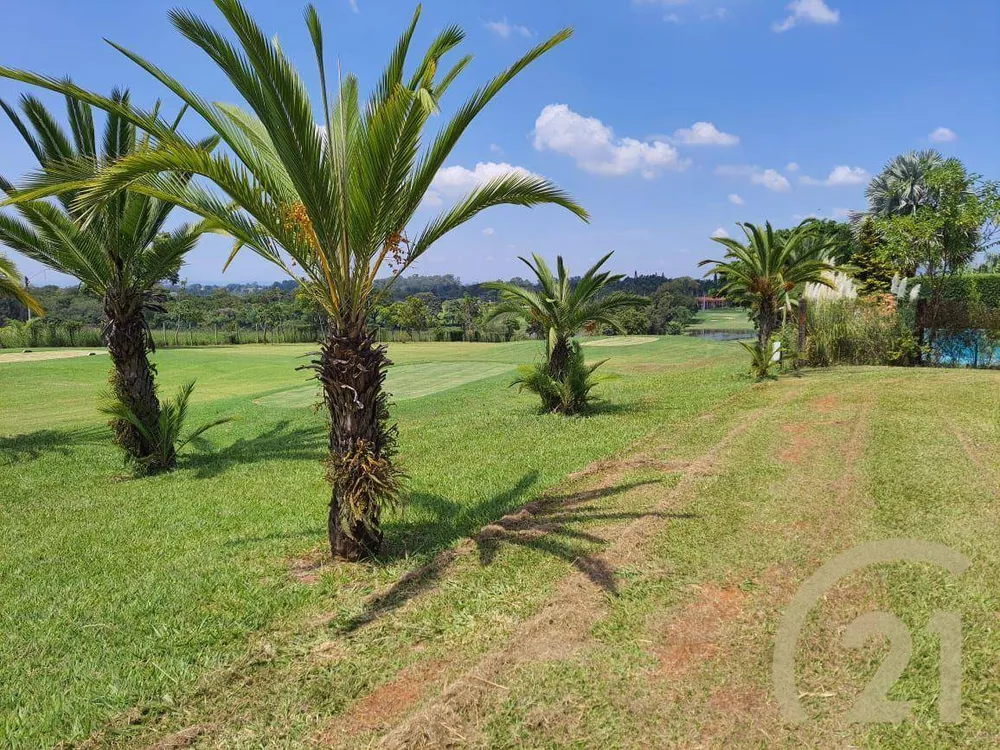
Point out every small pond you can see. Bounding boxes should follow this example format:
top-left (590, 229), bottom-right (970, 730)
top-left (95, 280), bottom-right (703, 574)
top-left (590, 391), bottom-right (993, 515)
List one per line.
top-left (687, 329), bottom-right (755, 341)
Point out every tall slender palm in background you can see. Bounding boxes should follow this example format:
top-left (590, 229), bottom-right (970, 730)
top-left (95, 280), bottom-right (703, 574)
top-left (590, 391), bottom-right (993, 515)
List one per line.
top-left (699, 221), bottom-right (837, 349)
top-left (0, 1), bottom-right (588, 558)
top-left (0, 91), bottom-right (206, 468)
top-left (484, 252), bottom-right (647, 379)
top-left (0, 252), bottom-right (43, 317)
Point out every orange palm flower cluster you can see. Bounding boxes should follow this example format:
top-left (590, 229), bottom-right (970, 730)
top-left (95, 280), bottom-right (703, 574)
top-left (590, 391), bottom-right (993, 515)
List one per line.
top-left (281, 202), bottom-right (319, 250)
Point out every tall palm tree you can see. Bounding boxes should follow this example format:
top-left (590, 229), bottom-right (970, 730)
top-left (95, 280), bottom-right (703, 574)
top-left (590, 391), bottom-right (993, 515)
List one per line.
top-left (0, 1), bottom-right (588, 559)
top-left (699, 221), bottom-right (837, 348)
top-left (483, 252), bottom-right (647, 378)
top-left (0, 91), bottom-right (207, 467)
top-left (0, 252), bottom-right (43, 317)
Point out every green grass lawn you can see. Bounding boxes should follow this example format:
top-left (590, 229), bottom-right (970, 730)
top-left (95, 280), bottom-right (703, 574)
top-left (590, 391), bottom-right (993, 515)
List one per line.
top-left (687, 307), bottom-right (754, 331)
top-left (254, 361), bottom-right (517, 409)
top-left (5, 339), bottom-right (1000, 747)
top-left (0, 337), bottom-right (745, 746)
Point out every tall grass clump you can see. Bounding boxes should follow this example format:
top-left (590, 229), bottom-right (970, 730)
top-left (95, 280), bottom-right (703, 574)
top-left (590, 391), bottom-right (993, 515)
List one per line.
top-left (805, 297), bottom-right (916, 366)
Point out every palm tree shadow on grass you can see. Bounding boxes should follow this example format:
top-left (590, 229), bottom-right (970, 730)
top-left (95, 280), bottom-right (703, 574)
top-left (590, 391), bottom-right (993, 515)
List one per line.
top-left (333, 471), bottom-right (541, 634)
top-left (474, 479), bottom-right (698, 596)
top-left (0, 426), bottom-right (107, 464)
top-left (182, 419), bottom-right (327, 479)
top-left (335, 475), bottom-right (695, 634)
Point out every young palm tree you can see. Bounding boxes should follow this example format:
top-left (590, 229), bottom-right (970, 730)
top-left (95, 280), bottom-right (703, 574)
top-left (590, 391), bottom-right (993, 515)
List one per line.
top-left (0, 252), bottom-right (43, 317)
top-left (483, 252), bottom-right (647, 378)
top-left (0, 91), bottom-right (206, 466)
top-left (0, 1), bottom-right (588, 559)
top-left (699, 221), bottom-right (837, 349)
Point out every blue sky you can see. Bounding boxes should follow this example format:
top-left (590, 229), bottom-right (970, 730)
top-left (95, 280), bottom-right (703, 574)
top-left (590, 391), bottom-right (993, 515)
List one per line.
top-left (1, 0), bottom-right (997, 286)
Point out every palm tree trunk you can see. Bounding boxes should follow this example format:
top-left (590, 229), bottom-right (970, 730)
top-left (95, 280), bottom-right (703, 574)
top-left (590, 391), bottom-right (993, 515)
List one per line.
top-left (319, 324), bottom-right (398, 561)
top-left (548, 336), bottom-right (571, 379)
top-left (104, 293), bottom-right (163, 465)
top-left (757, 300), bottom-right (778, 350)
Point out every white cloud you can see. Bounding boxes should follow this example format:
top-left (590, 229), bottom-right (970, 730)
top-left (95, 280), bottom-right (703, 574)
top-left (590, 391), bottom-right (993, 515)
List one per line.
top-left (712, 227), bottom-right (731, 239)
top-left (728, 193), bottom-right (744, 206)
top-left (801, 165), bottom-right (869, 187)
top-left (664, 13), bottom-right (682, 23)
top-left (347, 0), bottom-right (359, 12)
top-left (484, 18), bottom-right (532, 39)
top-left (672, 121), bottom-right (739, 146)
top-left (716, 164), bottom-right (790, 191)
top-left (785, 161), bottom-right (800, 172)
top-left (752, 169), bottom-right (792, 192)
top-left (832, 207), bottom-right (852, 219)
top-left (489, 143), bottom-right (504, 155)
top-left (425, 161), bottom-right (541, 207)
top-left (701, 8), bottom-right (731, 21)
top-left (929, 126), bottom-right (957, 143)
top-left (533, 103), bottom-right (688, 178)
top-left (826, 165), bottom-right (868, 185)
top-left (482, 227), bottom-right (495, 236)
top-left (773, 0), bottom-right (840, 32)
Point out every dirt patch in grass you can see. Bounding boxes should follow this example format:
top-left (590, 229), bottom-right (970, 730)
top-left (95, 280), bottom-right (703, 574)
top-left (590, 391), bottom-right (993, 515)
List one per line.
top-left (811, 394), bottom-right (840, 413)
top-left (148, 725), bottom-right (205, 749)
top-left (567, 456), bottom-right (689, 481)
top-left (779, 422), bottom-right (818, 465)
top-left (377, 395), bottom-right (792, 747)
top-left (654, 584), bottom-right (746, 677)
top-left (288, 549), bottom-right (328, 584)
top-left (312, 660), bottom-right (449, 748)
top-left (346, 661), bottom-right (445, 734)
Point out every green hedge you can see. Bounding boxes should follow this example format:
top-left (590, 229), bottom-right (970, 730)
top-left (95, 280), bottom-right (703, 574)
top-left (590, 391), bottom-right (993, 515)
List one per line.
top-left (920, 274), bottom-right (1000, 307)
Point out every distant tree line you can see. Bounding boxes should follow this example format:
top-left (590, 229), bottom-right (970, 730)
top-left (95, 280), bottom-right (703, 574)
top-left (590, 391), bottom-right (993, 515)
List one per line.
top-left (1, 270), bottom-right (720, 347)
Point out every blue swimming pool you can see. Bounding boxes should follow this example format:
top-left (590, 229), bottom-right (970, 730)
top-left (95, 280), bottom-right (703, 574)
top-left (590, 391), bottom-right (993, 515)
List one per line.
top-left (929, 330), bottom-right (1000, 367)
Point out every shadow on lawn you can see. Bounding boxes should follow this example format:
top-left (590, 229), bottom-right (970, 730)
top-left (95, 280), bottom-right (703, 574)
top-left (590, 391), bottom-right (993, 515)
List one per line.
top-left (334, 472), bottom-right (541, 634)
top-left (335, 474), bottom-right (695, 634)
top-left (474, 479), bottom-right (697, 596)
top-left (520, 398), bottom-right (644, 418)
top-left (0, 426), bottom-right (106, 464)
top-left (184, 419), bottom-right (326, 479)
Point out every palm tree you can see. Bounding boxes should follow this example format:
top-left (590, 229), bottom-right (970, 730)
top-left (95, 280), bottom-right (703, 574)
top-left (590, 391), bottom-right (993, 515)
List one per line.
top-left (0, 252), bottom-right (43, 317)
top-left (699, 221), bottom-right (837, 349)
top-left (0, 1), bottom-right (588, 559)
top-left (864, 150), bottom-right (945, 219)
top-left (483, 252), bottom-right (647, 379)
top-left (0, 91), bottom-right (207, 467)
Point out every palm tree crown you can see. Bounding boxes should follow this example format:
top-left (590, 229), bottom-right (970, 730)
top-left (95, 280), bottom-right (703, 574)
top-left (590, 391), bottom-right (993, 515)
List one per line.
top-left (864, 149), bottom-right (945, 218)
top-left (0, 91), bottom-right (204, 309)
top-left (699, 221), bottom-right (837, 347)
top-left (483, 252), bottom-right (647, 376)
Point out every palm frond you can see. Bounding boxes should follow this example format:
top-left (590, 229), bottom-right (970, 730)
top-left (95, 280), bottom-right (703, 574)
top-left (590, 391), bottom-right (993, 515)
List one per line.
top-left (0, 252), bottom-right (44, 316)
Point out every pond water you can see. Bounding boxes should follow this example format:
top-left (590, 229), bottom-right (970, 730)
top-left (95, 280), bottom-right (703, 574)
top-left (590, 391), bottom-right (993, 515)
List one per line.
top-left (687, 329), bottom-right (755, 341)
